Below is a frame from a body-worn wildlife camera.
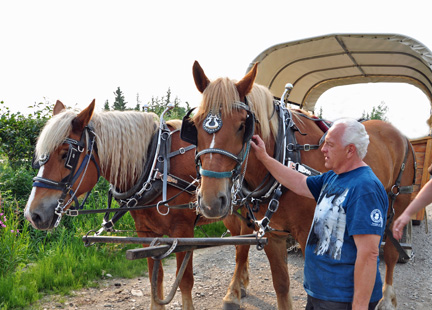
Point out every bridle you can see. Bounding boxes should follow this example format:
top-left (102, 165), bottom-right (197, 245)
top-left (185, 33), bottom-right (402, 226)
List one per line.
top-left (181, 99), bottom-right (255, 182)
top-left (32, 126), bottom-right (100, 227)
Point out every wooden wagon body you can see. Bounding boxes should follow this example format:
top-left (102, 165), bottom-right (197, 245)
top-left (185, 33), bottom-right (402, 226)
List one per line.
top-left (410, 135), bottom-right (432, 222)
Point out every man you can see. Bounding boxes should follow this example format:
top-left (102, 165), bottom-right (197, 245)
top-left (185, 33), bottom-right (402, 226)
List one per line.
top-left (251, 118), bottom-right (387, 310)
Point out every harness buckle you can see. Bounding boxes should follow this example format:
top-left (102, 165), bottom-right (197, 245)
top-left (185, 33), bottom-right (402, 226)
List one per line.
top-left (268, 198), bottom-right (279, 212)
top-left (102, 220), bottom-right (115, 232)
top-left (303, 144), bottom-right (311, 151)
top-left (66, 209), bottom-right (79, 216)
top-left (126, 198), bottom-right (138, 208)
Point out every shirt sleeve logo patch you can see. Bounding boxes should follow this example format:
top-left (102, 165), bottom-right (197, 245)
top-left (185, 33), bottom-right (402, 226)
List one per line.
top-left (370, 209), bottom-right (383, 227)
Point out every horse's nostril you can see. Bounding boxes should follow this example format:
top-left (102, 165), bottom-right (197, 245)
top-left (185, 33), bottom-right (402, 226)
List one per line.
top-left (31, 212), bottom-right (42, 225)
top-left (219, 194), bottom-right (227, 210)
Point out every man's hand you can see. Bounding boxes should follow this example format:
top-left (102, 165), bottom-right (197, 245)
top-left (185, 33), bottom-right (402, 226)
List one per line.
top-left (250, 135), bottom-right (268, 161)
top-left (392, 213), bottom-right (410, 240)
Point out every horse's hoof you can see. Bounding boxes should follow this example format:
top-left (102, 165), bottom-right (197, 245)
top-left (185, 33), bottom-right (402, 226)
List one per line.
top-left (241, 285), bottom-right (247, 298)
top-left (223, 302), bottom-right (240, 310)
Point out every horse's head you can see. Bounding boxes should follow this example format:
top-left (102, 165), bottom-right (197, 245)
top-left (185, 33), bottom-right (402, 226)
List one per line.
top-left (24, 100), bottom-right (100, 230)
top-left (182, 61), bottom-right (258, 219)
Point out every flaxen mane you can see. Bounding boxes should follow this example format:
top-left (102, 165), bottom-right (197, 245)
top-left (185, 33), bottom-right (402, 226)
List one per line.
top-left (36, 109), bottom-right (160, 190)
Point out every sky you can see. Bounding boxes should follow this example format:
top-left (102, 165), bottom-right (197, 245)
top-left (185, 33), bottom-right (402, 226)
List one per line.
top-left (1, 0), bottom-right (431, 139)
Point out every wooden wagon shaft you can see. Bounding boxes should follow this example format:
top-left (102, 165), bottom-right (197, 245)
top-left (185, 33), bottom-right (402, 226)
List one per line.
top-left (82, 235), bottom-right (268, 260)
top-left (127, 244), bottom-right (213, 260)
top-left (82, 234), bottom-right (266, 246)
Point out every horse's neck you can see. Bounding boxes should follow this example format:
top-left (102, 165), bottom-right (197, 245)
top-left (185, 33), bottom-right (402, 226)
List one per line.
top-left (245, 136), bottom-right (276, 189)
top-left (102, 167), bottom-right (141, 193)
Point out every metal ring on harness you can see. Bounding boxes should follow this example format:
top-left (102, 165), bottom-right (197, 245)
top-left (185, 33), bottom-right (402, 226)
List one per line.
top-left (390, 184), bottom-right (400, 197)
top-left (157, 200), bottom-right (170, 216)
top-left (287, 143), bottom-right (295, 152)
top-left (256, 236), bottom-right (266, 251)
top-left (161, 131), bottom-right (170, 141)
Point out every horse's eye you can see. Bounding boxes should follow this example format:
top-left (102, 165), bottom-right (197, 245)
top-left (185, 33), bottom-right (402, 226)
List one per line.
top-left (238, 123), bottom-right (245, 132)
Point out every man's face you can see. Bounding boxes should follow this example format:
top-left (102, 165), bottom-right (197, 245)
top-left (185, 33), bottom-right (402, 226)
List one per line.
top-left (321, 124), bottom-right (350, 173)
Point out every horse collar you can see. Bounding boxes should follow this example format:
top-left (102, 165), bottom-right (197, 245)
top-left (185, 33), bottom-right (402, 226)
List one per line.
top-left (203, 112), bottom-right (222, 134)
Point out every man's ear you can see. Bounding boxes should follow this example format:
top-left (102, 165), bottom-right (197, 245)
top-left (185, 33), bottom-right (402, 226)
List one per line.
top-left (346, 144), bottom-right (356, 157)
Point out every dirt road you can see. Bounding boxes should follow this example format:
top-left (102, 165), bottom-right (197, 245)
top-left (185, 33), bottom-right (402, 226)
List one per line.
top-left (39, 205), bottom-right (431, 310)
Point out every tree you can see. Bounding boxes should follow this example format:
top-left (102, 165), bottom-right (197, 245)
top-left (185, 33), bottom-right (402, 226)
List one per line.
top-left (134, 93), bottom-right (141, 111)
top-left (145, 88), bottom-right (188, 120)
top-left (362, 101), bottom-right (388, 121)
top-left (0, 101), bottom-right (51, 170)
top-left (104, 100), bottom-right (110, 111)
top-left (112, 87), bottom-right (127, 111)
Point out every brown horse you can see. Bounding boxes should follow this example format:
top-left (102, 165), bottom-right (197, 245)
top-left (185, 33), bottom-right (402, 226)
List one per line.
top-left (186, 61), bottom-right (415, 310)
top-left (24, 100), bottom-right (243, 310)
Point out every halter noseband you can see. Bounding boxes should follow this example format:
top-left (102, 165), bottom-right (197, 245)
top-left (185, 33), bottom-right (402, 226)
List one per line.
top-left (32, 126), bottom-right (100, 227)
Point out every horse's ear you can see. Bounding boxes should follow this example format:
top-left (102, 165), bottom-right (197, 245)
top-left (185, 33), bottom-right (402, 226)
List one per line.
top-left (72, 100), bottom-right (95, 133)
top-left (236, 62), bottom-right (258, 98)
top-left (53, 100), bottom-right (66, 115)
top-left (193, 61), bottom-right (210, 93)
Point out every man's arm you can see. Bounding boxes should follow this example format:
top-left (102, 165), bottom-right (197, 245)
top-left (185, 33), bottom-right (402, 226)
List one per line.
top-left (352, 234), bottom-right (381, 310)
top-left (250, 135), bottom-right (313, 198)
top-left (393, 177), bottom-right (432, 239)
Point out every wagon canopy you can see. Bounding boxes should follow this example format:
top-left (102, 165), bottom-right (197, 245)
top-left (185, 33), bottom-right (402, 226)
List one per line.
top-left (247, 33), bottom-right (432, 113)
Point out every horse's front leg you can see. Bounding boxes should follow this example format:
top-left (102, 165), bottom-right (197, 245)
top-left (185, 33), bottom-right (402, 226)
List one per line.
top-left (222, 243), bottom-right (251, 310)
top-left (264, 234), bottom-right (293, 310)
top-left (176, 251), bottom-right (195, 310)
top-left (376, 239), bottom-right (398, 310)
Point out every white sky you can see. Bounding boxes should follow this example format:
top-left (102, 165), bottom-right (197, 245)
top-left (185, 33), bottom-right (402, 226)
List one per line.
top-left (1, 0), bottom-right (431, 139)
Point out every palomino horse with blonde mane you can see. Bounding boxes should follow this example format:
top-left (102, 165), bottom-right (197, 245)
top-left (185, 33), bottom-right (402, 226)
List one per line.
top-left (24, 100), bottom-right (244, 310)
top-left (183, 61), bottom-right (415, 310)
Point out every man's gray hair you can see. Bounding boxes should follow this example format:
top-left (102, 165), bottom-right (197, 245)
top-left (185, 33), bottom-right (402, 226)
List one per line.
top-left (333, 118), bottom-right (369, 159)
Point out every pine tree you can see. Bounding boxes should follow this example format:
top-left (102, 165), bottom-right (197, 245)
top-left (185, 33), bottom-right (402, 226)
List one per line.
top-left (362, 101), bottom-right (388, 121)
top-left (104, 100), bottom-right (110, 111)
top-left (112, 87), bottom-right (127, 111)
top-left (135, 93), bottom-right (141, 111)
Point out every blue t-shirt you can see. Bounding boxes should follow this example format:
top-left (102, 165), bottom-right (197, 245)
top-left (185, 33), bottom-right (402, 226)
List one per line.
top-left (304, 166), bottom-right (388, 303)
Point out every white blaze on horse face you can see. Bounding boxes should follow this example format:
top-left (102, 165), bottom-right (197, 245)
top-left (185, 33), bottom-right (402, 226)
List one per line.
top-left (24, 166), bottom-right (44, 223)
top-left (209, 134), bottom-right (216, 160)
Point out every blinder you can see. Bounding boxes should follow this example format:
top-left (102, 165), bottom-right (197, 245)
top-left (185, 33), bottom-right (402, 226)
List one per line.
top-left (243, 110), bottom-right (255, 143)
top-left (64, 137), bottom-right (85, 170)
top-left (180, 108), bottom-right (197, 145)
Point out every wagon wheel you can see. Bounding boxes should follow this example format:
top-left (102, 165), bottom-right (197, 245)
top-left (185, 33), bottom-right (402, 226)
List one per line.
top-left (151, 250), bottom-right (192, 306)
top-left (398, 220), bottom-right (413, 264)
